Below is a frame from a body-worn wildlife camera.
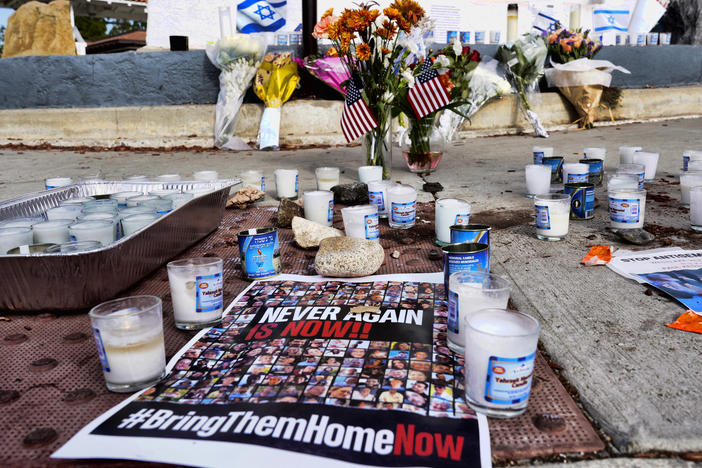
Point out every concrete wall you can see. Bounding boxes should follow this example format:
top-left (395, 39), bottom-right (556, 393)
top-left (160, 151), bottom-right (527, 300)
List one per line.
top-left (0, 45), bottom-right (701, 110)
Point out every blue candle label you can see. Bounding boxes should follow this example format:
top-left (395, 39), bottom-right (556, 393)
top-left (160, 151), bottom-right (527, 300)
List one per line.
top-left (567, 172), bottom-right (589, 183)
top-left (261, 176), bottom-right (266, 192)
top-left (683, 156), bottom-right (690, 172)
top-left (609, 198), bottom-right (641, 223)
top-left (327, 200), bottom-right (334, 224)
top-left (484, 351), bottom-right (536, 404)
top-left (196, 273), bottom-right (223, 313)
top-left (294, 174), bottom-right (299, 194)
top-left (635, 172), bottom-right (644, 189)
top-left (364, 213), bottom-right (379, 240)
top-left (369, 191), bottom-right (385, 212)
top-left (92, 327), bottom-right (110, 372)
top-left (447, 290), bottom-right (459, 334)
top-left (391, 200), bottom-right (416, 224)
top-left (534, 205), bottom-right (550, 229)
top-left (533, 151), bottom-right (544, 164)
top-left (586, 160), bottom-right (603, 175)
top-left (454, 213), bottom-right (470, 225)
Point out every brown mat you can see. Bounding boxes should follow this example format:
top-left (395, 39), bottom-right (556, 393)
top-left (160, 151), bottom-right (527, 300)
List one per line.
top-left (0, 203), bottom-right (604, 465)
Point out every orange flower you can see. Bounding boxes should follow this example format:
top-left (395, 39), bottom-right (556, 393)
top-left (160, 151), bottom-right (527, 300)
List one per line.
top-left (380, 47), bottom-right (391, 55)
top-left (356, 43), bottom-right (371, 61)
top-left (339, 33), bottom-right (352, 53)
top-left (389, 0), bottom-right (425, 28)
top-left (383, 7), bottom-right (402, 22)
top-left (322, 8), bottom-right (334, 19)
top-left (438, 73), bottom-right (454, 93)
top-left (559, 38), bottom-right (572, 53)
top-left (376, 21), bottom-right (397, 40)
top-left (326, 47), bottom-right (339, 57)
top-left (313, 14), bottom-right (338, 39)
top-left (327, 21), bottom-right (340, 40)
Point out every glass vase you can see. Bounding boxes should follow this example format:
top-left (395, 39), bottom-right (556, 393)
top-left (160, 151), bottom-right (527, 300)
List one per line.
top-left (362, 107), bottom-right (392, 180)
top-left (402, 114), bottom-right (444, 174)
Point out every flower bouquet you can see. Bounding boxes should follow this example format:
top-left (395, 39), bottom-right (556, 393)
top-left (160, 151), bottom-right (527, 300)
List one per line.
top-left (304, 50), bottom-right (349, 95)
top-left (253, 52), bottom-right (301, 150)
top-left (206, 35), bottom-right (267, 150)
top-left (544, 26), bottom-right (629, 128)
top-left (496, 33), bottom-right (549, 137)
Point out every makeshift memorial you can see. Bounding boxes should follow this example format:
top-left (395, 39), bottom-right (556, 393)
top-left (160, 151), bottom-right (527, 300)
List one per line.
top-left (0, 227), bottom-right (32, 254)
top-left (387, 183), bottom-right (418, 229)
top-left (315, 167), bottom-right (340, 191)
top-left (89, 295), bottom-right (166, 392)
top-left (237, 227), bottom-right (281, 280)
top-left (358, 165), bottom-right (382, 184)
top-left (253, 52), bottom-right (300, 150)
top-left (194, 170), bottom-right (219, 181)
top-left (532, 146), bottom-right (553, 164)
top-left (525, 164), bottom-right (551, 198)
top-left (496, 33), bottom-right (549, 137)
top-left (683, 149), bottom-right (702, 171)
top-left (534, 193), bottom-right (570, 241)
top-left (367, 180), bottom-right (395, 218)
top-left (690, 186), bottom-right (702, 231)
top-left (680, 172), bottom-right (702, 206)
top-left (341, 204), bottom-right (379, 241)
top-left (435, 198), bottom-right (471, 245)
top-left (303, 52), bottom-right (349, 95)
top-left (274, 169), bottom-right (299, 200)
top-left (303, 191), bottom-right (334, 227)
top-left (564, 182), bottom-right (595, 220)
top-left (616, 163), bottom-right (645, 189)
top-left (241, 170), bottom-right (265, 193)
top-left (447, 271), bottom-right (511, 354)
top-left (632, 151), bottom-right (659, 181)
top-left (608, 188), bottom-right (646, 229)
top-left (44, 177), bottom-right (72, 189)
top-left (206, 35), bottom-right (267, 150)
top-left (464, 308), bottom-right (540, 418)
top-left (167, 257), bottom-right (224, 330)
top-left (69, 220), bottom-right (116, 246)
top-left (32, 220), bottom-right (71, 244)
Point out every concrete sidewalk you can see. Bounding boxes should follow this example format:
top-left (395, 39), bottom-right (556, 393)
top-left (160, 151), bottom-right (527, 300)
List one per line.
top-left (0, 118), bottom-right (700, 464)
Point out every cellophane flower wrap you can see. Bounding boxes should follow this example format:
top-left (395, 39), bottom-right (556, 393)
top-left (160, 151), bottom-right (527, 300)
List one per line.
top-left (304, 50), bottom-right (349, 95)
top-left (544, 26), bottom-right (629, 128)
top-left (496, 33), bottom-right (549, 137)
top-left (253, 52), bottom-right (301, 150)
top-left (206, 35), bottom-right (267, 150)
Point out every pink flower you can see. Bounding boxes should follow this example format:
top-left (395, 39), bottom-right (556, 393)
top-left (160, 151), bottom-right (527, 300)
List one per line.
top-left (313, 15), bottom-right (338, 39)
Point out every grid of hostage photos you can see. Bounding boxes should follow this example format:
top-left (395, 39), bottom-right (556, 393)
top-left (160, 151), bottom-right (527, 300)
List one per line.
top-left (139, 280), bottom-right (476, 419)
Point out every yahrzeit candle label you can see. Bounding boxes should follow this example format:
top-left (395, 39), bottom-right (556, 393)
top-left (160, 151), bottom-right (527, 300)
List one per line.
top-left (195, 273), bottom-right (223, 313)
top-left (534, 205), bottom-right (551, 229)
top-left (364, 213), bottom-right (379, 240)
top-left (391, 200), bottom-right (416, 224)
top-left (237, 228), bottom-right (281, 280)
top-left (484, 351), bottom-right (536, 404)
top-left (609, 197), bottom-right (641, 224)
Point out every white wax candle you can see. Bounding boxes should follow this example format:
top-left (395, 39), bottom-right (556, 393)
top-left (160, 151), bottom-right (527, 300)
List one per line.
top-left (464, 309), bottom-right (539, 414)
top-left (387, 184), bottom-right (417, 229)
top-left (690, 187), bottom-right (702, 230)
top-left (45, 177), bottom-right (73, 189)
top-left (126, 194), bottom-right (159, 207)
top-left (167, 258), bottom-right (224, 329)
top-left (341, 205), bottom-right (379, 241)
top-left (534, 194), bottom-right (570, 240)
top-left (616, 164), bottom-right (645, 189)
top-left (607, 173), bottom-right (639, 190)
top-left (367, 181), bottom-right (395, 218)
top-left (524, 164), bottom-right (551, 198)
top-left (155, 174), bottom-right (181, 182)
top-left (32, 220), bottom-right (72, 244)
top-left (164, 192), bottom-right (194, 210)
top-left (122, 213), bottom-right (160, 236)
top-left (358, 166), bottom-right (382, 184)
top-left (679, 172), bottom-right (702, 206)
top-left (110, 191), bottom-right (143, 208)
top-left (619, 146), bottom-right (642, 164)
top-left (241, 170), bottom-right (265, 192)
top-left (435, 198), bottom-right (471, 244)
top-left (0, 227), bottom-right (32, 254)
top-left (46, 205), bottom-right (82, 221)
top-left (531, 146), bottom-right (553, 164)
top-left (683, 150), bottom-right (702, 171)
top-left (583, 147), bottom-right (606, 164)
top-left (69, 220), bottom-right (115, 246)
top-left (194, 170), bottom-right (219, 181)
top-left (118, 206), bottom-right (156, 221)
top-left (275, 169), bottom-right (299, 199)
top-left (608, 189), bottom-right (646, 229)
top-left (562, 163), bottom-right (590, 184)
top-left (303, 191), bottom-right (334, 227)
top-left (123, 175), bottom-right (149, 182)
top-left (315, 167), bottom-right (340, 191)
top-left (632, 152), bottom-right (659, 181)
top-left (82, 199), bottom-right (119, 213)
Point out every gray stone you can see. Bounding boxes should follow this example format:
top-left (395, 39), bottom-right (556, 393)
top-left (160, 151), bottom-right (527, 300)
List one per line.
top-left (330, 183), bottom-right (369, 205)
top-left (610, 227), bottom-right (655, 245)
top-left (314, 237), bottom-right (384, 277)
top-left (277, 198), bottom-right (303, 228)
top-left (291, 216), bottom-right (343, 249)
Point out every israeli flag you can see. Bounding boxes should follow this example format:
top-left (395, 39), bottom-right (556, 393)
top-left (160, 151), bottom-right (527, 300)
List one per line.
top-left (237, 0), bottom-right (286, 33)
top-left (593, 9), bottom-right (631, 32)
top-left (532, 11), bottom-right (562, 33)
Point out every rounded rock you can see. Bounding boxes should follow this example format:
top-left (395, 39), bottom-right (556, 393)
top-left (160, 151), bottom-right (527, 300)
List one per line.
top-left (315, 237), bottom-right (384, 278)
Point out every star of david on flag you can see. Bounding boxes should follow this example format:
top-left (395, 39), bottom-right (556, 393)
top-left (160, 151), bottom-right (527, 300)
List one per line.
top-left (237, 0), bottom-right (286, 34)
top-left (341, 75), bottom-right (378, 143)
top-left (407, 60), bottom-right (451, 119)
top-left (532, 11), bottom-right (561, 33)
top-left (593, 9), bottom-right (631, 32)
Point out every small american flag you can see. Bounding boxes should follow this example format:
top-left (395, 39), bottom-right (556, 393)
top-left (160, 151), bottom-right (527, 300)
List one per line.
top-left (408, 60), bottom-right (451, 119)
top-left (341, 75), bottom-right (378, 143)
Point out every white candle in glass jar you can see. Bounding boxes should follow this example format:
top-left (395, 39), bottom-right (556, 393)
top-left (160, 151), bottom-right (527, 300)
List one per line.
top-left (275, 169), bottom-right (299, 199)
top-left (140, 198), bottom-right (173, 215)
top-left (358, 166), bottom-right (383, 184)
top-left (367, 181), bottom-right (395, 218)
top-left (32, 219), bottom-right (72, 244)
top-left (341, 205), bottom-right (379, 241)
top-left (679, 172), bottom-right (702, 206)
top-left (608, 189), bottom-right (646, 229)
top-left (435, 198), bottom-right (471, 244)
top-left (616, 163), bottom-right (645, 189)
top-left (45, 177), bottom-right (73, 189)
top-left (194, 170), bottom-right (219, 181)
top-left (534, 194), bottom-right (570, 241)
top-left (315, 167), bottom-right (340, 190)
top-left (583, 147), bottom-right (606, 164)
top-left (303, 191), bottom-right (334, 227)
top-left (0, 216), bottom-right (43, 229)
top-left (82, 199), bottom-right (119, 213)
top-left (155, 174), bottom-right (181, 182)
top-left (531, 146), bottom-right (553, 164)
top-left (619, 146), bottom-right (642, 164)
top-left (632, 152), bottom-right (659, 181)
top-left (607, 173), bottom-right (639, 190)
top-left (164, 192), bottom-right (194, 210)
top-left (110, 191), bottom-right (143, 208)
top-left (0, 227), bottom-right (33, 254)
top-left (241, 170), bottom-right (265, 192)
top-left (167, 258), bottom-right (224, 330)
top-left (524, 164), bottom-right (551, 198)
top-left (690, 186), bottom-right (702, 231)
top-left (122, 213), bottom-right (160, 236)
top-left (126, 194), bottom-right (159, 207)
top-left (69, 220), bottom-right (115, 246)
top-left (683, 150), bottom-right (702, 171)
top-left (562, 162), bottom-right (590, 184)
top-left (46, 205), bottom-right (82, 221)
top-left (118, 206), bottom-right (156, 220)
top-left (387, 184), bottom-right (417, 229)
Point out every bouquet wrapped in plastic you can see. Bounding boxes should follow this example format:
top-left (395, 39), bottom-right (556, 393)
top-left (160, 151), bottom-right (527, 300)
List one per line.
top-left (253, 52), bottom-right (300, 150)
top-left (206, 35), bottom-right (267, 150)
top-left (496, 34), bottom-right (549, 137)
top-left (304, 52), bottom-right (349, 95)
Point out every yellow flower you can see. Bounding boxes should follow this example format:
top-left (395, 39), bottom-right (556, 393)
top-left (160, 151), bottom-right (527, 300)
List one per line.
top-left (322, 8), bottom-right (333, 19)
top-left (356, 43), bottom-right (371, 61)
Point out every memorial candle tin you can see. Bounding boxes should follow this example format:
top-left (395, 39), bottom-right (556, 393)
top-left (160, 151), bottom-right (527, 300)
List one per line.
top-left (580, 158), bottom-right (603, 186)
top-left (542, 156), bottom-right (564, 184)
top-left (564, 183), bottom-right (595, 220)
top-left (441, 242), bottom-right (490, 291)
top-left (237, 227), bottom-right (281, 280)
top-left (450, 224), bottom-right (491, 247)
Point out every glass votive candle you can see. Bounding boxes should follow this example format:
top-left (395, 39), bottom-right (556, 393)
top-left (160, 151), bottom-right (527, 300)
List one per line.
top-left (32, 219), bottom-right (72, 244)
top-left (140, 198), bottom-right (173, 215)
top-left (632, 151), bottom-right (659, 181)
top-left (123, 175), bottom-right (149, 182)
top-left (679, 172), bottom-right (702, 206)
top-left (155, 174), bottom-right (181, 182)
top-left (562, 162), bottom-right (589, 184)
top-left (435, 198), bottom-right (471, 245)
top-left (167, 257), bottom-right (224, 330)
top-left (0, 227), bottom-right (33, 254)
top-left (387, 184), bottom-right (417, 229)
top-left (110, 191), bottom-right (143, 208)
top-left (524, 164), bottom-right (551, 198)
top-left (126, 194), bottom-right (159, 208)
top-left (46, 205), bottom-right (82, 221)
top-left (303, 190), bottom-right (334, 226)
top-left (447, 271), bottom-right (512, 354)
top-left (583, 147), bottom-right (606, 164)
top-left (45, 177), bottom-right (73, 189)
top-left (60, 197), bottom-right (95, 207)
top-left (368, 180), bottom-right (395, 218)
top-left (194, 170), bottom-right (219, 181)
top-left (358, 165), bottom-right (383, 184)
top-left (532, 146), bottom-right (553, 164)
top-left (315, 167), bottom-right (340, 191)
top-left (690, 186), bottom-right (702, 231)
top-left (608, 188), bottom-right (646, 229)
top-left (45, 240), bottom-right (102, 253)
top-left (69, 220), bottom-right (115, 246)
top-left (341, 204), bottom-right (379, 241)
top-left (464, 308), bottom-right (540, 418)
top-left (619, 146), bottom-right (642, 164)
top-left (119, 206), bottom-right (156, 219)
top-left (241, 170), bottom-right (265, 192)
top-left (78, 212), bottom-right (121, 237)
top-left (683, 150), bottom-right (702, 171)
top-left (89, 295), bottom-right (166, 392)
top-left (149, 189), bottom-right (180, 198)
top-left (617, 163), bottom-right (645, 189)
top-left (274, 169), bottom-right (299, 200)
top-left (607, 173), bottom-right (639, 191)
top-left (122, 213), bottom-right (160, 236)
top-left (164, 192), bottom-right (194, 210)
top-left (83, 199), bottom-right (119, 213)
top-left (534, 193), bottom-right (570, 241)
top-left (0, 216), bottom-right (44, 229)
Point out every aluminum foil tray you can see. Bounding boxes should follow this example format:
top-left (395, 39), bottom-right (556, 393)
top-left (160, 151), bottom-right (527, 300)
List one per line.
top-left (0, 179), bottom-right (240, 312)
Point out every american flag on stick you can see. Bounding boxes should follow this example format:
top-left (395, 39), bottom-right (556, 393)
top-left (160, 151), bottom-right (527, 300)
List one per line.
top-left (341, 75), bottom-right (378, 143)
top-left (408, 60), bottom-right (451, 119)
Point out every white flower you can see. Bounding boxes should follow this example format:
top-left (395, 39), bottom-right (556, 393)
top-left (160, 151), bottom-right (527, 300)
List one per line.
top-left (382, 91), bottom-right (393, 103)
top-left (435, 54), bottom-right (450, 75)
top-left (452, 36), bottom-right (462, 56)
top-left (401, 70), bottom-right (416, 88)
top-left (383, 57), bottom-right (390, 68)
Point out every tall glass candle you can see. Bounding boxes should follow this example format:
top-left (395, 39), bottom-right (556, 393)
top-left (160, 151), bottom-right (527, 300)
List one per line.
top-left (275, 169), bottom-right (299, 200)
top-left (679, 172), bottom-right (702, 206)
top-left (532, 146), bottom-right (553, 164)
top-left (464, 309), bottom-right (540, 418)
top-left (0, 227), bottom-right (32, 254)
top-left (619, 146), bottom-right (642, 164)
top-left (632, 151), bottom-right (659, 181)
top-left (608, 188), bottom-right (646, 229)
top-left (194, 170), bottom-right (219, 181)
top-left (690, 186), bottom-right (702, 231)
top-left (617, 163), bottom-right (645, 189)
top-left (341, 205), bottom-right (379, 241)
top-left (303, 191), bottom-right (334, 227)
top-left (241, 170), bottom-right (265, 192)
top-left (69, 220), bottom-right (115, 246)
top-left (45, 177), bottom-right (73, 189)
top-left (140, 198), bottom-right (173, 215)
top-left (435, 198), bottom-right (471, 244)
top-left (89, 296), bottom-right (166, 392)
top-left (524, 164), bottom-right (551, 198)
top-left (32, 220), bottom-right (72, 244)
top-left (387, 184), bottom-right (417, 229)
top-left (315, 167), bottom-right (340, 190)
top-left (534, 193), bottom-right (570, 241)
top-left (167, 257), bottom-right (224, 330)
top-left (562, 162), bottom-right (589, 184)
top-left (367, 180), bottom-right (395, 218)
top-left (358, 165), bottom-right (383, 184)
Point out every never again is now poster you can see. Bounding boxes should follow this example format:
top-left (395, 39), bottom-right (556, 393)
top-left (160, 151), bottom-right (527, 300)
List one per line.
top-left (53, 274), bottom-right (491, 468)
